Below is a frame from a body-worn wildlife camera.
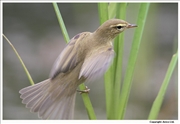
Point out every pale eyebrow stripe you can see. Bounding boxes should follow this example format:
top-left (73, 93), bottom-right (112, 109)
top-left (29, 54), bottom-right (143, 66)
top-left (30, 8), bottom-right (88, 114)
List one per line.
top-left (110, 24), bottom-right (126, 28)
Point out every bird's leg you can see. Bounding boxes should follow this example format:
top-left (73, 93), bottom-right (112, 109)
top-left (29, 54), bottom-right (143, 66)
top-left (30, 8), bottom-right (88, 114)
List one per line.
top-left (77, 86), bottom-right (90, 94)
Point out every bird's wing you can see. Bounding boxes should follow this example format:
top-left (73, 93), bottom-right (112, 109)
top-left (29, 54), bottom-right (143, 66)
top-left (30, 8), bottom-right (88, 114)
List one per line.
top-left (50, 32), bottom-right (89, 79)
top-left (79, 46), bottom-right (114, 82)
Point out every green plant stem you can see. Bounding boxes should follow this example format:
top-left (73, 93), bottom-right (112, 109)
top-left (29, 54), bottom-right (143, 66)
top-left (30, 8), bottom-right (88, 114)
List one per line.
top-left (98, 3), bottom-right (109, 24)
top-left (78, 84), bottom-right (97, 119)
top-left (53, 3), bottom-right (70, 42)
top-left (112, 3), bottom-right (127, 119)
top-left (98, 3), bottom-right (114, 119)
top-left (108, 3), bottom-right (117, 19)
top-left (3, 34), bottom-right (34, 85)
top-left (148, 50), bottom-right (178, 119)
top-left (118, 3), bottom-right (150, 119)
top-left (52, 3), bottom-right (96, 119)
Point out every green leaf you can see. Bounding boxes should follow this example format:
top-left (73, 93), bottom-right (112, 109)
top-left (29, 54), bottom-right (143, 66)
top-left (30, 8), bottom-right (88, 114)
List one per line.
top-left (108, 3), bottom-right (117, 19)
top-left (98, 3), bottom-right (115, 119)
top-left (148, 50), bottom-right (178, 119)
top-left (3, 34), bottom-right (34, 85)
top-left (53, 3), bottom-right (70, 42)
top-left (112, 3), bottom-right (127, 119)
top-left (118, 3), bottom-right (150, 119)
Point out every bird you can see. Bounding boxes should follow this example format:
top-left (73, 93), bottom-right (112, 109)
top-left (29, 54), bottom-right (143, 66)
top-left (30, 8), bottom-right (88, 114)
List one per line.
top-left (19, 19), bottom-right (137, 119)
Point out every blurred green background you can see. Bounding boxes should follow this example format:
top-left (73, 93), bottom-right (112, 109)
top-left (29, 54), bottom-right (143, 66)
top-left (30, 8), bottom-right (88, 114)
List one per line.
top-left (3, 3), bottom-right (178, 119)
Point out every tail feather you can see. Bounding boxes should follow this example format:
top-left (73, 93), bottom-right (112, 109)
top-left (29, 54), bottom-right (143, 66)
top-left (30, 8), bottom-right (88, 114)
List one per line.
top-left (32, 93), bottom-right (49, 113)
top-left (20, 80), bottom-right (48, 96)
top-left (26, 92), bottom-right (44, 108)
top-left (46, 94), bottom-right (76, 119)
top-left (41, 98), bottom-right (57, 119)
top-left (38, 93), bottom-right (76, 119)
top-left (22, 89), bottom-right (43, 104)
top-left (38, 95), bottom-right (54, 115)
top-left (19, 78), bottom-right (76, 119)
top-left (20, 79), bottom-right (50, 110)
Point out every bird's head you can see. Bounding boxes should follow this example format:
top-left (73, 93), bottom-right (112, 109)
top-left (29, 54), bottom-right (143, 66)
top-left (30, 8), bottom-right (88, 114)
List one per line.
top-left (95, 19), bottom-right (137, 40)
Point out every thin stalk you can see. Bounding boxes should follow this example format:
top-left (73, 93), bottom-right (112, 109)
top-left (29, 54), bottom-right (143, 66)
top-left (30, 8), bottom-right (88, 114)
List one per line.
top-left (148, 50), bottom-right (178, 119)
top-left (98, 3), bottom-right (114, 119)
top-left (3, 34), bottom-right (34, 85)
top-left (118, 3), bottom-right (150, 119)
top-left (53, 3), bottom-right (70, 42)
top-left (112, 3), bottom-right (127, 119)
top-left (52, 3), bottom-right (96, 119)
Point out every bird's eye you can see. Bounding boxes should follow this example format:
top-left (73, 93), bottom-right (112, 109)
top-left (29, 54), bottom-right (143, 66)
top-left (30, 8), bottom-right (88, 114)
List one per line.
top-left (116, 26), bottom-right (123, 30)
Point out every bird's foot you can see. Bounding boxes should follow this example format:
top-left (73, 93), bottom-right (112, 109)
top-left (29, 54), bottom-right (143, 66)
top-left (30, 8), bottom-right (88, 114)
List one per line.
top-left (77, 86), bottom-right (90, 94)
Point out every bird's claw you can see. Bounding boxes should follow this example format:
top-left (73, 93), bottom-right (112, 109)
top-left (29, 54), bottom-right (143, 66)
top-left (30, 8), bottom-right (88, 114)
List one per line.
top-left (77, 86), bottom-right (90, 94)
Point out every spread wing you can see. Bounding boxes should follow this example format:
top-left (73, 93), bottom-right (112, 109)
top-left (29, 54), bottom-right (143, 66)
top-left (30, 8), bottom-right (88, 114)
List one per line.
top-left (79, 47), bottom-right (115, 82)
top-left (50, 32), bottom-right (89, 79)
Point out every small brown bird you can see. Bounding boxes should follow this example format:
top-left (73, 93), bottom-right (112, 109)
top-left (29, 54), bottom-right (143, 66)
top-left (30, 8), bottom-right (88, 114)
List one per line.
top-left (19, 19), bottom-right (137, 119)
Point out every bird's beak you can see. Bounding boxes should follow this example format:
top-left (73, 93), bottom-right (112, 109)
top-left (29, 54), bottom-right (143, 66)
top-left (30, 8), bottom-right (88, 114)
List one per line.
top-left (127, 24), bottom-right (137, 28)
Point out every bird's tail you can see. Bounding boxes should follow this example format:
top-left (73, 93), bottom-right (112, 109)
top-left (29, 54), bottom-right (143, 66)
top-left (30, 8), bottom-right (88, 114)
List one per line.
top-left (19, 79), bottom-right (76, 119)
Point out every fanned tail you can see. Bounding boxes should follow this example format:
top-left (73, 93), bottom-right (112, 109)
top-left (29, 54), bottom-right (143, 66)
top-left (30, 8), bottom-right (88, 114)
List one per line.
top-left (19, 79), bottom-right (76, 119)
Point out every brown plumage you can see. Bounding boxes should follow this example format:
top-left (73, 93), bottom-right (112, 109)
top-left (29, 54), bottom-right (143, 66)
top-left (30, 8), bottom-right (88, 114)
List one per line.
top-left (19, 19), bottom-right (137, 119)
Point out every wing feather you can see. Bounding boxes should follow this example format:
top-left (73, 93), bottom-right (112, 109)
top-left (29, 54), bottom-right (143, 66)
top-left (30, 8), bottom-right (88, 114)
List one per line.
top-left (50, 33), bottom-right (89, 79)
top-left (79, 47), bottom-right (114, 82)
